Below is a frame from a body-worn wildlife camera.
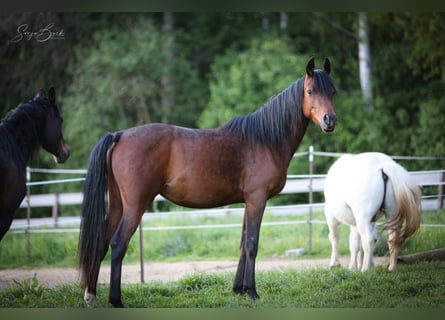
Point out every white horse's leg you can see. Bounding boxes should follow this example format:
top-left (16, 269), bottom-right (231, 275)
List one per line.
top-left (84, 288), bottom-right (96, 307)
top-left (327, 218), bottom-right (341, 267)
top-left (356, 220), bottom-right (376, 272)
top-left (357, 242), bottom-right (364, 271)
top-left (387, 228), bottom-right (399, 272)
top-left (348, 226), bottom-right (360, 271)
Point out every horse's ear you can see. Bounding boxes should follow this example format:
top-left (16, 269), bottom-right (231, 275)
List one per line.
top-left (323, 57), bottom-right (331, 75)
top-left (48, 86), bottom-right (56, 104)
top-left (306, 57), bottom-right (315, 77)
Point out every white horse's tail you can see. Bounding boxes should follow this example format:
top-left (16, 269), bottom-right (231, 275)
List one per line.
top-left (381, 162), bottom-right (421, 247)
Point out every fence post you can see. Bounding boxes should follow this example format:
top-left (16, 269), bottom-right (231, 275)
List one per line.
top-left (139, 220), bottom-right (145, 283)
top-left (52, 193), bottom-right (59, 227)
top-left (26, 166), bottom-right (31, 263)
top-left (439, 171), bottom-right (445, 209)
top-left (308, 145), bottom-right (314, 254)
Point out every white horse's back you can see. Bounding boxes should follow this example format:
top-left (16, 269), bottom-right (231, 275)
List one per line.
top-left (324, 152), bottom-right (421, 272)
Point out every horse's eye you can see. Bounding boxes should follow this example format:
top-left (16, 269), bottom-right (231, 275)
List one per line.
top-left (307, 89), bottom-right (312, 95)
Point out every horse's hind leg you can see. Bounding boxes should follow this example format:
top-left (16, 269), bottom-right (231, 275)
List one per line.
top-left (387, 228), bottom-right (400, 272)
top-left (355, 220), bottom-right (376, 272)
top-left (326, 217), bottom-right (341, 268)
top-left (83, 180), bottom-right (123, 307)
top-left (108, 205), bottom-right (146, 308)
top-left (348, 226), bottom-right (361, 271)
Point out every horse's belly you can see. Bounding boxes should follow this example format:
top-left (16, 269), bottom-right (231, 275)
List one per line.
top-left (161, 180), bottom-right (244, 209)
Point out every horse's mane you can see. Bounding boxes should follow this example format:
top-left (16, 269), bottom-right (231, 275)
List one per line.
top-left (222, 77), bottom-right (305, 146)
top-left (0, 94), bottom-right (49, 166)
top-left (221, 70), bottom-right (334, 146)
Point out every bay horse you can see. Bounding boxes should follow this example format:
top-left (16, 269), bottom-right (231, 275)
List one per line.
top-left (0, 87), bottom-right (70, 241)
top-left (78, 57), bottom-right (338, 307)
top-left (324, 152), bottom-right (421, 273)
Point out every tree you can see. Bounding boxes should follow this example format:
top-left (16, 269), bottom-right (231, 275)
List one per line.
top-left (358, 12), bottom-right (373, 111)
top-left (62, 17), bottom-right (204, 169)
top-left (312, 12), bottom-right (374, 111)
top-left (199, 36), bottom-right (308, 129)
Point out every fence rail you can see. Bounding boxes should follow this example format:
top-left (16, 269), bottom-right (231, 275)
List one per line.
top-left (14, 147), bottom-right (445, 229)
top-left (18, 170), bottom-right (445, 211)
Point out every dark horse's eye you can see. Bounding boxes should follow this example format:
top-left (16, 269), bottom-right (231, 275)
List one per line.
top-left (307, 89), bottom-right (313, 95)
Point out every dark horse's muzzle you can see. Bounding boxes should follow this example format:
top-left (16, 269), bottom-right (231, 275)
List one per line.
top-left (55, 143), bottom-right (70, 163)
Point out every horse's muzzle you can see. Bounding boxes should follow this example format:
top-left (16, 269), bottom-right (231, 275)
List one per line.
top-left (54, 143), bottom-right (70, 163)
top-left (321, 114), bottom-right (338, 133)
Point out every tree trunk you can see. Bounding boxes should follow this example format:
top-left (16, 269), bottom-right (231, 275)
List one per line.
top-left (397, 248), bottom-right (445, 264)
top-left (358, 12), bottom-right (374, 112)
top-left (161, 12), bottom-right (175, 123)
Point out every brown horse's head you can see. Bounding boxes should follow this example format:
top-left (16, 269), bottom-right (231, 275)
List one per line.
top-left (38, 87), bottom-right (70, 163)
top-left (302, 57), bottom-right (337, 133)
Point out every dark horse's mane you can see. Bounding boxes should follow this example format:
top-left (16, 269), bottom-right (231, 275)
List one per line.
top-left (222, 70), bottom-right (334, 146)
top-left (0, 94), bottom-right (49, 167)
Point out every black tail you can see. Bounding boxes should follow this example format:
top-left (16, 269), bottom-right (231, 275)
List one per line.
top-left (78, 132), bottom-right (121, 289)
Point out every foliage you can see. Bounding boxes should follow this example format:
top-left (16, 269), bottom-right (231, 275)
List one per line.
top-left (199, 35), bottom-right (307, 129)
top-left (0, 12), bottom-right (444, 215)
top-left (61, 17), bottom-right (204, 169)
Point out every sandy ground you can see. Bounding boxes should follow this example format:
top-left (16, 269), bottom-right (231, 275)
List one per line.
top-left (0, 256), bottom-right (387, 290)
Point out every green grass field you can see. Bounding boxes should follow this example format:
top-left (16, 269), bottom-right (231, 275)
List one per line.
top-left (0, 209), bottom-right (444, 308)
top-left (0, 261), bottom-right (444, 307)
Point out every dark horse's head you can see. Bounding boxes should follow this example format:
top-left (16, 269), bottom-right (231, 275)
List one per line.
top-left (302, 57), bottom-right (337, 133)
top-left (35, 87), bottom-right (70, 163)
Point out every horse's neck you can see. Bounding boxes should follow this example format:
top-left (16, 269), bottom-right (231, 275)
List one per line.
top-left (0, 111), bottom-right (43, 165)
top-left (283, 115), bottom-right (310, 162)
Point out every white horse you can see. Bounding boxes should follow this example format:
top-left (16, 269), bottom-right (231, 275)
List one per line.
top-left (324, 152), bottom-right (421, 272)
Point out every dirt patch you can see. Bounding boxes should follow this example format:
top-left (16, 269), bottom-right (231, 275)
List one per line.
top-left (0, 257), bottom-right (387, 290)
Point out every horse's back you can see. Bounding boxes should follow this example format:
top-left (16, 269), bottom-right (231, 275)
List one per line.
top-left (324, 152), bottom-right (393, 224)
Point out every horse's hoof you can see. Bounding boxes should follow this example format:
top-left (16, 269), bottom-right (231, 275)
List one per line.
top-left (110, 299), bottom-right (124, 308)
top-left (246, 288), bottom-right (260, 300)
top-left (83, 291), bottom-right (95, 308)
top-left (233, 286), bottom-right (246, 296)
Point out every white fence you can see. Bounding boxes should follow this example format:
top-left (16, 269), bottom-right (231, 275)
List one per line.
top-left (13, 148), bottom-right (445, 231)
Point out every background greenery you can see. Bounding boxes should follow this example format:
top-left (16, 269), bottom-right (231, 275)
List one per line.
top-left (1, 12), bottom-right (444, 216)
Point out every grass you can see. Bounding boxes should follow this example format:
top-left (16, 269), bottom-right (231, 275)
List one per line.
top-left (0, 260), bottom-right (444, 307)
top-left (1, 210), bottom-right (444, 308)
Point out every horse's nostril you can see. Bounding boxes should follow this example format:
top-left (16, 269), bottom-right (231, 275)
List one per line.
top-left (324, 114), bottom-right (338, 127)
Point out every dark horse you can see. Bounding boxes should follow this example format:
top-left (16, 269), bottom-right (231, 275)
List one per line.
top-left (0, 87), bottom-right (70, 241)
top-left (79, 57), bottom-right (337, 307)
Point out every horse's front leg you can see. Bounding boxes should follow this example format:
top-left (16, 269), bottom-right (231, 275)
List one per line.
top-left (0, 210), bottom-right (14, 241)
top-left (233, 216), bottom-right (247, 295)
top-left (233, 194), bottom-right (266, 299)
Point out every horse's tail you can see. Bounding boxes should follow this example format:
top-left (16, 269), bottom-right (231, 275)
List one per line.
top-left (381, 162), bottom-right (421, 247)
top-left (78, 132), bottom-right (121, 289)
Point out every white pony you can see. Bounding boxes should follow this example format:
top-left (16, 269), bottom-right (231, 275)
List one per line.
top-left (324, 152), bottom-right (421, 272)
